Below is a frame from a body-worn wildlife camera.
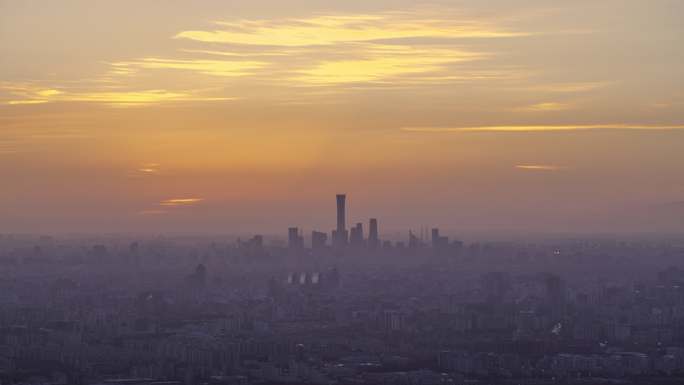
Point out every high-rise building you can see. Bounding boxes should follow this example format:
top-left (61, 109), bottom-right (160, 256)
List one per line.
top-left (350, 222), bottom-right (364, 246)
top-left (311, 231), bottom-right (328, 250)
top-left (334, 194), bottom-right (348, 247)
top-left (243, 235), bottom-right (264, 252)
top-left (288, 227), bottom-right (303, 249)
top-left (368, 218), bottom-right (379, 250)
top-left (431, 228), bottom-right (449, 249)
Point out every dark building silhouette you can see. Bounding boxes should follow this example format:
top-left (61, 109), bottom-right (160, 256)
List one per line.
top-left (288, 227), bottom-right (303, 250)
top-left (336, 194), bottom-right (346, 234)
top-left (311, 230), bottom-right (328, 250)
top-left (431, 228), bottom-right (449, 250)
top-left (350, 222), bottom-right (364, 247)
top-left (408, 231), bottom-right (421, 249)
top-left (333, 194), bottom-right (348, 248)
top-left (240, 234), bottom-right (264, 255)
top-left (368, 218), bottom-right (379, 250)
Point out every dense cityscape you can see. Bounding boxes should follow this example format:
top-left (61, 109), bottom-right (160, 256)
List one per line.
top-left (1, 194), bottom-right (684, 385)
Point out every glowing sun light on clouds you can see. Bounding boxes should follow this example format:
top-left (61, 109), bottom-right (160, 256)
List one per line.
top-left (174, 13), bottom-right (529, 46)
top-left (159, 198), bottom-right (203, 207)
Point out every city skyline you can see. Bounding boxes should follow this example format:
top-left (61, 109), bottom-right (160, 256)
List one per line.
top-left (284, 193), bottom-right (458, 250)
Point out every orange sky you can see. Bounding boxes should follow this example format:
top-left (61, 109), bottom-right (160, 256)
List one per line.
top-left (1, 0), bottom-right (683, 235)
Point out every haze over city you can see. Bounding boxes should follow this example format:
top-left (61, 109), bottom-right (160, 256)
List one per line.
top-left (2, 3), bottom-right (684, 385)
top-left (2, 0), bottom-right (683, 234)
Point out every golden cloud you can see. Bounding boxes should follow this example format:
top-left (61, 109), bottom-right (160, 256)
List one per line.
top-left (137, 163), bottom-right (161, 174)
top-left (159, 198), bottom-right (203, 207)
top-left (175, 13), bottom-right (529, 46)
top-left (7, 100), bottom-right (50, 105)
top-left (0, 10), bottom-right (539, 105)
top-left (294, 44), bottom-right (483, 84)
top-left (3, 83), bottom-right (235, 107)
top-left (517, 102), bottom-right (573, 112)
top-left (519, 82), bottom-right (611, 94)
top-left (111, 58), bottom-right (267, 77)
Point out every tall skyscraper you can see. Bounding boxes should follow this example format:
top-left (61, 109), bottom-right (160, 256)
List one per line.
top-left (368, 218), bottom-right (379, 250)
top-left (336, 194), bottom-right (346, 234)
top-left (335, 194), bottom-right (348, 247)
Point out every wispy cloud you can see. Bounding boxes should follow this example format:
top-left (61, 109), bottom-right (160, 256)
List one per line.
top-left (515, 164), bottom-right (564, 171)
top-left (401, 124), bottom-right (684, 133)
top-left (0, 9), bottom-right (594, 105)
top-left (516, 102), bottom-right (573, 112)
top-left (110, 58), bottom-right (267, 77)
top-left (171, 11), bottom-right (529, 85)
top-left (0, 9), bottom-right (543, 105)
top-left (137, 197), bottom-right (203, 216)
top-left (138, 163), bottom-right (160, 174)
top-left (2, 83), bottom-right (235, 107)
top-left (159, 198), bottom-right (203, 207)
top-left (64, 90), bottom-right (225, 106)
top-left (175, 13), bottom-right (530, 47)
top-left (513, 82), bottom-right (612, 94)
top-left (6, 100), bottom-right (50, 105)
top-left (294, 45), bottom-right (483, 84)
top-left (179, 49), bottom-right (293, 58)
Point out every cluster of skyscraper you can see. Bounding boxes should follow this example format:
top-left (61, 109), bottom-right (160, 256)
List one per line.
top-left (288, 194), bottom-right (380, 252)
top-left (287, 194), bottom-right (455, 253)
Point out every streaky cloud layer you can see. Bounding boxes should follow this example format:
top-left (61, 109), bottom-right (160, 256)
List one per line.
top-left (110, 58), bottom-right (268, 77)
top-left (515, 164), bottom-right (564, 171)
top-left (401, 124), bottom-right (684, 133)
top-left (159, 198), bottom-right (203, 207)
top-left (175, 13), bottom-right (530, 46)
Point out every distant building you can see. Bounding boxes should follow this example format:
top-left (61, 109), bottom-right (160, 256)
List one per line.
top-left (431, 228), bottom-right (449, 249)
top-left (311, 231), bottom-right (328, 250)
top-left (368, 218), bottom-right (379, 250)
top-left (333, 194), bottom-right (348, 248)
top-left (350, 222), bottom-right (364, 247)
top-left (288, 227), bottom-right (303, 250)
top-left (408, 231), bottom-right (421, 249)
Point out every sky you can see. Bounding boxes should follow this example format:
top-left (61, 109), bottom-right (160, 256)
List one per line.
top-left (1, 0), bottom-right (683, 235)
